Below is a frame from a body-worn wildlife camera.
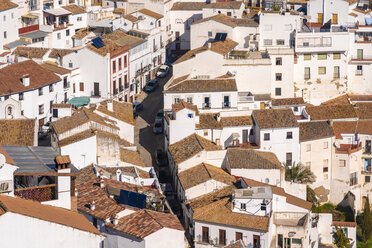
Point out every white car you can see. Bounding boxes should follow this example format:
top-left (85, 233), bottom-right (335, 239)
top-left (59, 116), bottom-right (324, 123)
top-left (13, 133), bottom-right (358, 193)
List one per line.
top-left (156, 65), bottom-right (169, 78)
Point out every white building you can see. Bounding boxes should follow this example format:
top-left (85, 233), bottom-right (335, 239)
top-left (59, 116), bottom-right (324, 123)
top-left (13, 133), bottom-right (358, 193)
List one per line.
top-left (0, 194), bottom-right (104, 248)
top-left (0, 0), bottom-right (19, 54)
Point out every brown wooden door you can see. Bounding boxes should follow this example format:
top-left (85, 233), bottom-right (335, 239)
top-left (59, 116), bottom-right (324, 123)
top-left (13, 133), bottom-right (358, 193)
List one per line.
top-left (243, 130), bottom-right (248, 143)
top-left (202, 226), bottom-right (209, 243)
top-left (236, 232), bottom-right (243, 241)
top-left (253, 235), bottom-right (260, 248)
top-left (94, 82), bottom-right (99, 96)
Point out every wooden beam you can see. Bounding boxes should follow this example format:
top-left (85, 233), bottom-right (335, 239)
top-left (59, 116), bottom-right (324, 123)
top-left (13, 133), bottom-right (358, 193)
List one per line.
top-left (14, 172), bottom-right (79, 176)
top-left (15, 184), bottom-right (57, 192)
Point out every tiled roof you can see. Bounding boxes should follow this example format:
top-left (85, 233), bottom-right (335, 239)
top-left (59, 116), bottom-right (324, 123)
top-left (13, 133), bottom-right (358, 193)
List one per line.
top-left (193, 197), bottom-right (269, 231)
top-left (242, 178), bottom-right (312, 210)
top-left (0, 195), bottom-right (102, 235)
top-left (165, 78), bottom-right (237, 93)
top-left (168, 134), bottom-right (221, 165)
top-left (0, 119), bottom-right (36, 146)
top-left (51, 108), bottom-right (118, 135)
top-left (120, 148), bottom-right (147, 167)
top-left (97, 165), bottom-right (151, 179)
top-left (61, 4), bottom-right (86, 14)
top-left (342, 0), bottom-right (358, 5)
top-left (306, 105), bottom-right (357, 120)
top-left (87, 39), bottom-right (126, 56)
top-left (48, 49), bottom-right (75, 58)
top-left (354, 102), bottom-right (372, 119)
top-left (13, 47), bottom-right (49, 59)
top-left (191, 14), bottom-right (258, 28)
top-left (178, 163), bottom-right (235, 190)
top-left (106, 209), bottom-right (183, 238)
top-left (96, 100), bottom-right (135, 125)
top-left (226, 148), bottom-right (281, 169)
top-left (225, 240), bottom-right (246, 248)
top-left (113, 8), bottom-right (126, 15)
top-left (72, 27), bottom-right (94, 39)
top-left (123, 14), bottom-right (138, 22)
top-left (321, 94), bottom-right (350, 105)
top-left (52, 103), bottom-right (72, 108)
top-left (272, 97), bottom-right (305, 106)
top-left (41, 62), bottom-right (71, 75)
top-left (76, 164), bottom-right (96, 185)
top-left (0, 0), bottom-right (17, 11)
top-left (171, 2), bottom-right (208, 11)
top-left (0, 60), bottom-right (61, 95)
top-left (349, 94), bottom-right (372, 102)
top-left (172, 100), bottom-right (199, 114)
top-left (299, 121), bottom-right (334, 142)
top-left (196, 114), bottom-right (221, 129)
top-left (220, 116), bottom-right (253, 127)
top-left (332, 221), bottom-right (356, 227)
top-left (0, 145), bottom-right (16, 165)
top-left (203, 1), bottom-right (243, 9)
top-left (137, 8), bottom-right (163, 19)
top-left (332, 120), bottom-right (372, 135)
top-left (58, 129), bottom-right (96, 147)
top-left (174, 38), bottom-right (238, 64)
top-left (104, 29), bottom-right (145, 48)
top-left (252, 108), bottom-right (298, 129)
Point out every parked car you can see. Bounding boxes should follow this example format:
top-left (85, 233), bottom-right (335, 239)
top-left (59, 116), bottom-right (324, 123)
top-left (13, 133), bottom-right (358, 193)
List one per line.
top-left (144, 79), bottom-right (159, 92)
top-left (40, 122), bottom-right (50, 133)
top-left (133, 102), bottom-right (143, 118)
top-left (153, 119), bottom-right (163, 134)
top-left (155, 110), bottom-right (164, 121)
top-left (155, 149), bottom-right (168, 167)
top-left (156, 65), bottom-right (169, 78)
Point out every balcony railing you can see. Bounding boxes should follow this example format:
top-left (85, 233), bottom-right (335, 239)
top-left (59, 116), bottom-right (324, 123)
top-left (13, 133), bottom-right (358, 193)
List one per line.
top-left (351, 55), bottom-right (372, 60)
top-left (63, 81), bottom-right (70, 89)
top-left (153, 45), bottom-right (158, 52)
top-left (202, 102), bottom-right (211, 109)
top-left (125, 83), bottom-right (129, 89)
top-left (222, 101), bottom-right (231, 108)
top-left (91, 90), bottom-right (101, 97)
top-left (333, 72), bottom-right (340, 79)
top-left (14, 184), bottom-right (57, 202)
top-left (113, 88), bottom-right (118, 95)
top-left (356, 70), bottom-right (363, 76)
top-left (119, 85), bottom-right (124, 92)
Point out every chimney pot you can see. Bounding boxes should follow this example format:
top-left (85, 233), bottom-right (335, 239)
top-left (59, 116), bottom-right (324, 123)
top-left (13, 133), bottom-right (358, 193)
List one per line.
top-left (107, 101), bottom-right (113, 112)
top-left (91, 200), bottom-right (96, 211)
top-left (21, 74), bottom-right (30, 87)
top-left (113, 215), bottom-right (119, 225)
top-left (100, 178), bottom-right (104, 188)
top-left (207, 42), bottom-right (211, 49)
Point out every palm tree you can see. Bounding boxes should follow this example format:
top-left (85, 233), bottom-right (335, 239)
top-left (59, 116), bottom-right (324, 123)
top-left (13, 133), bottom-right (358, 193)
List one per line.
top-left (285, 162), bottom-right (316, 184)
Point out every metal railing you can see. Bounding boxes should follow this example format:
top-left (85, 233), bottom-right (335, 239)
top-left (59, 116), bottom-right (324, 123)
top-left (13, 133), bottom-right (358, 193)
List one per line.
top-left (91, 90), bottom-right (101, 97)
top-left (119, 85), bottom-right (124, 92)
top-left (202, 102), bottom-right (211, 109)
top-left (351, 55), bottom-right (372, 60)
top-left (356, 70), bottom-right (363, 75)
top-left (222, 101), bottom-right (231, 108)
top-left (113, 88), bottom-right (119, 95)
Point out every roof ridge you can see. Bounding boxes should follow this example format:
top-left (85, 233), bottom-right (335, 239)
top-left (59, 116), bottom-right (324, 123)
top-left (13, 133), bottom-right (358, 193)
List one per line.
top-left (202, 163), bottom-right (213, 180)
top-left (144, 209), bottom-right (164, 229)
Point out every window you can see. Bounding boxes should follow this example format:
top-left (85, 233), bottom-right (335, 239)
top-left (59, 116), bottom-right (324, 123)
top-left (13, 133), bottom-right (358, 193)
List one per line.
top-left (350, 172), bottom-right (358, 186)
top-left (366, 140), bottom-right (371, 154)
top-left (304, 54), bottom-right (311, 60)
top-left (317, 13), bottom-right (323, 23)
top-left (77, 16), bottom-right (82, 21)
top-left (240, 203), bottom-right (246, 210)
top-left (202, 227), bottom-right (209, 243)
top-left (49, 84), bottom-right (54, 92)
top-left (39, 104), bottom-right (44, 115)
top-left (334, 66), bottom-right (340, 79)
top-left (174, 97), bottom-right (180, 104)
top-left (276, 57), bottom-right (282, 65)
top-left (356, 65), bottom-right (363, 75)
top-left (332, 13), bottom-right (338, 24)
top-left (11, 13), bottom-right (13, 19)
top-left (304, 67), bottom-right (310, 80)
top-left (264, 133), bottom-right (270, 141)
top-left (366, 176), bottom-right (371, 183)
top-left (93, 217), bottom-right (97, 228)
top-left (306, 144), bottom-right (311, 152)
top-left (69, 62), bottom-right (73, 68)
top-left (112, 60), bottom-right (116, 73)
top-left (3, 31), bottom-right (6, 39)
top-left (339, 159), bottom-right (346, 167)
top-left (186, 96), bottom-right (193, 104)
top-left (318, 53), bottom-right (327, 60)
top-left (208, 31), bottom-right (212, 37)
top-left (39, 88), bottom-right (43, 96)
top-left (323, 142), bottom-right (328, 149)
top-left (80, 82), bottom-right (84, 92)
top-left (264, 39), bottom-right (272, 46)
top-left (53, 109), bottom-right (58, 118)
top-left (50, 100), bottom-right (53, 114)
top-left (318, 67), bottom-right (326, 75)
top-left (118, 58), bottom-right (122, 70)
top-left (227, 12), bottom-right (231, 16)
top-left (286, 131), bottom-right (293, 139)
top-left (188, 113), bottom-right (193, 118)
top-left (236, 232), bottom-right (243, 241)
top-left (276, 73), bottom-right (282, 81)
top-left (275, 88), bottom-right (281, 96)
top-left (333, 53), bottom-right (341, 60)
top-left (357, 49), bottom-right (363, 60)
top-left (293, 106), bottom-right (298, 112)
top-left (286, 152), bottom-right (292, 165)
top-left (73, 83), bottom-right (76, 93)
top-left (219, 229), bottom-right (226, 245)
top-left (276, 39), bottom-right (285, 45)
top-left (66, 29), bottom-right (70, 36)
top-left (204, 130), bottom-right (208, 136)
top-left (19, 93), bottom-right (24, 101)
top-left (57, 33), bottom-right (61, 40)
top-left (323, 159), bottom-right (328, 172)
top-left (3, 15), bottom-right (5, 21)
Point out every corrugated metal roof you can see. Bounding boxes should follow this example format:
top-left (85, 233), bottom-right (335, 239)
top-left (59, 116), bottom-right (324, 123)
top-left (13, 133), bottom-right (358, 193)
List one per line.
top-left (20, 30), bottom-right (48, 39)
top-left (4, 40), bottom-right (29, 49)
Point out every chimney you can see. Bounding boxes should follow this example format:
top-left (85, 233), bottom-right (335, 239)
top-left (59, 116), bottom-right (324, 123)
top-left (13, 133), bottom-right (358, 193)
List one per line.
top-left (90, 200), bottom-right (96, 211)
top-left (100, 178), bottom-right (105, 188)
top-left (107, 101), bottom-right (113, 112)
top-left (207, 42), bottom-right (212, 49)
top-left (113, 215), bottom-right (119, 225)
top-left (116, 169), bottom-right (122, 181)
top-left (21, 74), bottom-right (30, 87)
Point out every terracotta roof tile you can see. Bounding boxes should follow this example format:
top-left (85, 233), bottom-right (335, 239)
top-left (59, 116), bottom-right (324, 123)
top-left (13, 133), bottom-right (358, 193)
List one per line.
top-left (332, 120), bottom-right (372, 135)
top-left (349, 94), bottom-right (372, 102)
top-left (120, 148), bottom-right (147, 167)
top-left (172, 100), bottom-right (199, 114)
top-left (96, 100), bottom-right (135, 125)
top-left (299, 121), bottom-right (334, 142)
top-left (220, 115), bottom-right (253, 127)
top-left (203, 1), bottom-right (243, 9)
top-left (321, 94), bottom-right (350, 105)
top-left (0, 0), bottom-right (17, 11)
top-left (0, 195), bottom-right (102, 235)
top-left (137, 9), bottom-right (163, 19)
top-left (106, 209), bottom-right (183, 238)
top-left (0, 119), bottom-right (36, 146)
top-left (252, 108), bottom-right (298, 129)
top-left (48, 48), bottom-right (75, 58)
top-left (168, 134), bottom-right (221, 164)
top-left (58, 129), bottom-right (96, 147)
top-left (332, 221), bottom-right (356, 227)
top-left (191, 14), bottom-right (257, 28)
top-left (123, 14), bottom-right (138, 22)
top-left (272, 97), bottom-right (305, 106)
top-left (13, 47), bottom-right (49, 59)
top-left (306, 105), bottom-right (357, 120)
top-left (171, 2), bottom-right (208, 11)
top-left (52, 103), bottom-right (72, 108)
top-left (193, 197), bottom-right (269, 231)
top-left (179, 163), bottom-right (235, 190)
top-left (354, 102), bottom-right (372, 119)
top-left (227, 148), bottom-right (281, 169)
top-left (76, 164), bottom-right (96, 185)
top-left (41, 62), bottom-right (71, 75)
top-left (225, 240), bottom-right (246, 248)
top-left (72, 27), bottom-right (94, 39)
top-left (186, 184), bottom-right (237, 209)
top-left (97, 165), bottom-right (150, 178)
top-left (113, 8), bottom-right (126, 15)
top-left (61, 5), bottom-right (86, 14)
top-left (196, 113), bottom-right (221, 129)
top-left (166, 78), bottom-right (237, 93)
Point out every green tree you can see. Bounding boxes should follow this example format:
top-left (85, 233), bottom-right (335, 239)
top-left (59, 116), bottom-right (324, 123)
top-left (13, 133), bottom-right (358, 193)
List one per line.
top-left (285, 162), bottom-right (316, 184)
top-left (333, 227), bottom-right (350, 248)
top-left (306, 185), bottom-right (318, 207)
top-left (361, 197), bottom-right (372, 243)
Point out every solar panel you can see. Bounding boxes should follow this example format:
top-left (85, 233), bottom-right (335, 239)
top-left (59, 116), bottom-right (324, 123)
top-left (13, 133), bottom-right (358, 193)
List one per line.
top-left (128, 191), bottom-right (137, 207)
top-left (119, 190), bottom-right (130, 205)
top-left (119, 190), bottom-right (147, 209)
top-left (215, 32), bottom-right (227, 41)
top-left (92, 37), bottom-right (106, 48)
top-left (137, 194), bottom-right (147, 209)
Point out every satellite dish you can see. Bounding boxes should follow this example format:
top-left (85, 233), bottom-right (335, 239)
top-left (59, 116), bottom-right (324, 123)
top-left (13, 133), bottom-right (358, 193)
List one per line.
top-left (0, 154), bottom-right (5, 169)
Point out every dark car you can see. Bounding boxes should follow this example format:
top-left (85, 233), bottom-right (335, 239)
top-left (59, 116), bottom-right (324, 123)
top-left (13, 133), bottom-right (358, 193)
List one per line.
top-left (133, 102), bottom-right (143, 118)
top-left (155, 110), bottom-right (164, 121)
top-left (153, 119), bottom-right (163, 134)
top-left (144, 79), bottom-right (159, 92)
top-left (155, 149), bottom-right (168, 167)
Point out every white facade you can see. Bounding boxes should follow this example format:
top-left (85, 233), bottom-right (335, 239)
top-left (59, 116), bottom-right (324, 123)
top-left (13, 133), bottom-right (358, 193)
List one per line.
top-left (0, 5), bottom-right (19, 54)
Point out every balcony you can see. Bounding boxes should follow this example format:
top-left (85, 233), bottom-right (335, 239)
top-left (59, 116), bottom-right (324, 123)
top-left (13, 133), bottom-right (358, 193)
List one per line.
top-left (222, 101), bottom-right (231, 108)
top-left (14, 184), bottom-right (57, 202)
top-left (63, 81), bottom-right (70, 89)
top-left (125, 83), bottom-right (129, 89)
top-left (356, 70), bottom-right (363, 75)
top-left (335, 143), bottom-right (362, 154)
top-left (153, 45), bottom-right (158, 52)
top-left (119, 85), bottom-right (124, 92)
top-left (202, 102), bottom-right (211, 109)
top-left (91, 90), bottom-right (101, 97)
top-left (114, 88), bottom-right (119, 95)
top-left (351, 55), bottom-right (372, 61)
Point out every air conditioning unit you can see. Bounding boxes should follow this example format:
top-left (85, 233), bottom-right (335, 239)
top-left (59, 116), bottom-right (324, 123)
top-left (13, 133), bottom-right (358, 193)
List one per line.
top-left (0, 180), bottom-right (13, 193)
